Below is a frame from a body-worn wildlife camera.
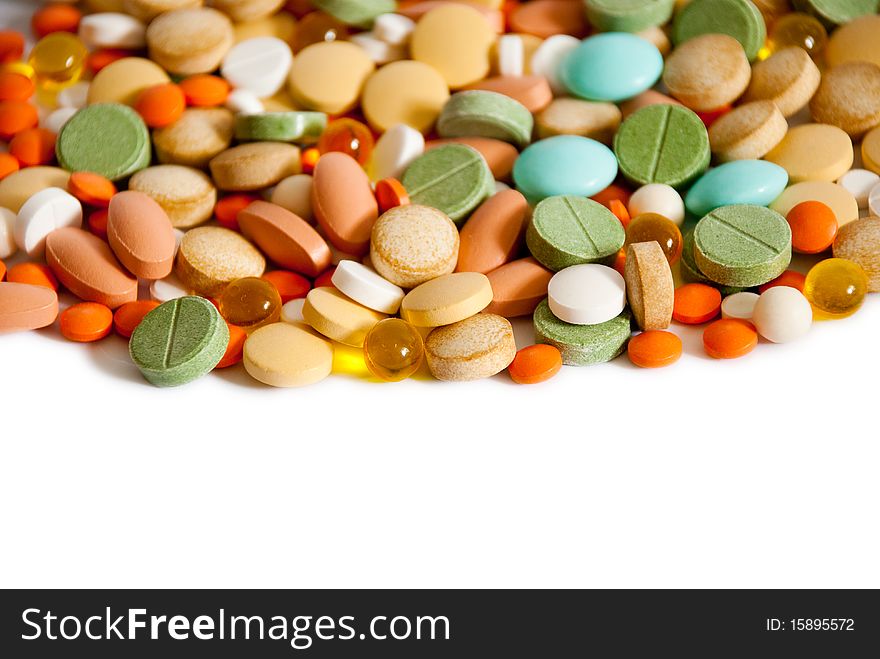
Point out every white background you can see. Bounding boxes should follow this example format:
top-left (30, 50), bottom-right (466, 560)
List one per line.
top-left (2, 2), bottom-right (879, 589)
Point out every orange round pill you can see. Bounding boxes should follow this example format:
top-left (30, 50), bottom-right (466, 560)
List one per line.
top-left (628, 330), bottom-right (683, 368)
top-left (7, 262), bottom-right (58, 290)
top-left (215, 193), bottom-right (259, 230)
top-left (786, 201), bottom-right (837, 254)
top-left (0, 152), bottom-right (20, 181)
top-left (179, 75), bottom-right (230, 107)
top-left (0, 71), bottom-right (36, 102)
top-left (261, 270), bottom-right (311, 303)
top-left (60, 302), bottom-right (113, 342)
top-left (673, 283), bottom-right (721, 324)
top-left (68, 172), bottom-right (117, 207)
top-left (0, 100), bottom-right (38, 141)
top-left (88, 209), bottom-right (109, 239)
top-left (375, 178), bottom-right (410, 213)
top-left (216, 323), bottom-right (247, 368)
top-left (9, 127), bottom-right (56, 167)
top-left (32, 4), bottom-right (81, 38)
top-left (758, 269), bottom-right (806, 294)
top-left (135, 83), bottom-right (186, 128)
top-left (113, 300), bottom-right (160, 338)
top-left (508, 344), bottom-right (563, 384)
top-left (0, 30), bottom-right (26, 64)
top-left (702, 318), bottom-right (758, 359)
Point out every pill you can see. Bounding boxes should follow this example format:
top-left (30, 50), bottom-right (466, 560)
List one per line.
top-left (217, 277), bottom-right (282, 330)
top-left (209, 142), bottom-right (300, 192)
top-left (226, 89), bottom-right (264, 115)
top-left (153, 107), bottom-right (234, 168)
top-left (221, 37), bottom-right (292, 99)
top-left (673, 283), bottom-right (722, 325)
top-left (625, 213), bottom-right (683, 265)
top-left (627, 330), bottom-right (682, 368)
top-left (87, 57), bottom-right (170, 106)
top-left (146, 8), bottom-right (234, 76)
top-left (863, 125), bottom-right (880, 174)
top-left (744, 46), bottom-right (821, 118)
top-left (721, 291), bottom-right (760, 320)
top-left (663, 34), bottom-right (751, 111)
top-left (515, 135), bottom-right (618, 203)
top-left (752, 286), bottom-right (812, 343)
top-left (758, 270), bottom-right (806, 294)
top-left (529, 34), bottom-right (579, 95)
top-left (463, 75), bottom-right (552, 114)
top-left (534, 299), bottom-right (631, 366)
top-left (583, 0), bottom-right (675, 33)
top-left (675, 0), bottom-right (766, 60)
top-left (625, 241), bottom-right (674, 331)
top-left (150, 273), bottom-right (189, 303)
top-left (437, 90), bottom-right (534, 148)
top-left (176, 226), bottom-right (265, 297)
top-left (243, 321), bottom-right (333, 387)
top-left (456, 189), bottom-right (528, 274)
top-left (56, 81), bottom-right (90, 109)
top-left (129, 165), bottom-right (216, 229)
top-left (425, 313), bottom-right (516, 381)
top-left (684, 160), bottom-right (789, 218)
top-left (107, 190), bottom-right (176, 279)
top-left (628, 184), bottom-right (685, 226)
top-left (619, 89), bottom-right (684, 119)
top-left (497, 34), bottom-right (524, 77)
top-left (311, 152), bottom-right (379, 255)
top-left (374, 13), bottom-right (416, 45)
top-left (825, 13), bottom-right (880, 67)
top-left (280, 297), bottom-right (306, 325)
top-left (60, 302), bottom-right (114, 342)
top-left (786, 201), bottom-right (838, 254)
top-left (270, 175), bottom-right (314, 222)
top-left (362, 317), bottom-right (425, 382)
top-left (330, 260), bottom-right (404, 315)
top-left (833, 216), bottom-right (880, 292)
top-left (15, 187), bottom-right (82, 258)
top-left (708, 101), bottom-right (788, 163)
top-left (261, 270), bottom-right (310, 304)
top-left (764, 123), bottom-right (854, 183)
top-left (507, 343), bottom-right (563, 384)
top-left (0, 167), bottom-right (70, 214)
top-left (113, 299), bottom-right (160, 338)
top-left (288, 41), bottom-right (374, 114)
top-left (7, 263), bottom-right (58, 291)
top-left (508, 0), bottom-right (589, 39)
top-left (0, 207), bottom-right (16, 258)
top-left (79, 12), bottom-right (146, 50)
top-left (369, 123), bottom-right (425, 181)
top-left (703, 318), bottom-right (758, 359)
top-left (123, 0), bottom-right (203, 23)
top-left (400, 271), bottom-right (492, 327)
top-left (302, 286), bottom-right (386, 347)
top-left (804, 257), bottom-right (868, 318)
top-left (837, 169), bottom-right (879, 209)
top-left (810, 61), bottom-right (880, 138)
top-left (426, 136), bottom-right (517, 182)
top-left (234, 112), bottom-right (326, 144)
top-left (535, 98), bottom-right (622, 144)
top-left (770, 180), bottom-right (859, 228)
top-left (0, 281), bottom-right (58, 332)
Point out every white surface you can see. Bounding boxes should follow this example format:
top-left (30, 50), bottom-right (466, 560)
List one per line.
top-left (498, 34), bottom-right (525, 77)
top-left (548, 264), bottom-right (626, 325)
top-left (15, 187), bottom-right (82, 257)
top-left (331, 260), bottom-right (405, 314)
top-left (369, 123), bottom-right (425, 182)
top-left (530, 35), bottom-right (579, 95)
top-left (373, 13), bottom-right (415, 47)
top-left (78, 12), bottom-right (146, 50)
top-left (721, 291), bottom-right (759, 320)
top-left (837, 169), bottom-right (879, 209)
top-left (221, 37), bottom-right (293, 99)
top-left (628, 183), bottom-right (686, 225)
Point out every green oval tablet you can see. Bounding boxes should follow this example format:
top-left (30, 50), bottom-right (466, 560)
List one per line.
top-left (693, 205), bottom-right (792, 288)
top-left (526, 195), bottom-right (625, 271)
top-left (129, 296), bottom-right (229, 387)
top-left (792, 0), bottom-right (879, 27)
top-left (234, 112), bottom-right (327, 143)
top-left (534, 299), bottom-right (631, 366)
top-left (583, 0), bottom-right (676, 33)
top-left (437, 90), bottom-right (534, 148)
top-left (401, 144), bottom-right (494, 224)
top-left (680, 230), bottom-right (747, 296)
top-left (311, 0), bottom-right (396, 28)
top-left (673, 0), bottom-right (766, 61)
top-left (56, 103), bottom-right (151, 181)
top-left (613, 104), bottom-right (710, 189)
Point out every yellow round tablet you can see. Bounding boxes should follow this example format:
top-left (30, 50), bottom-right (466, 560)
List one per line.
top-left (233, 12), bottom-right (296, 44)
top-left (411, 4), bottom-right (495, 89)
top-left (0, 167), bottom-right (70, 213)
top-left (362, 60), bottom-right (450, 134)
top-left (400, 272), bottom-right (493, 327)
top-left (770, 181), bottom-right (860, 228)
top-left (287, 41), bottom-right (374, 115)
top-left (862, 125), bottom-right (880, 175)
top-left (302, 286), bottom-right (387, 347)
top-left (763, 123), bottom-right (853, 183)
top-left (87, 57), bottom-right (170, 106)
top-left (825, 15), bottom-right (880, 69)
top-left (243, 322), bottom-right (334, 388)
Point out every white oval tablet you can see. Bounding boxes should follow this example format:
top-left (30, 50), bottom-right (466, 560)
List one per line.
top-left (494, 180), bottom-right (511, 195)
top-left (498, 34), bottom-right (524, 77)
top-left (369, 123), bottom-right (425, 181)
top-left (226, 88), bottom-right (265, 115)
top-left (752, 286), bottom-right (811, 343)
top-left (838, 169), bottom-right (880, 210)
top-left (548, 264), bottom-right (626, 325)
top-left (350, 33), bottom-right (406, 65)
top-left (331, 260), bottom-right (405, 314)
top-left (78, 12), bottom-right (146, 50)
top-left (15, 188), bottom-right (83, 258)
top-left (281, 297), bottom-right (306, 325)
top-left (271, 174), bottom-right (313, 222)
top-left (374, 13), bottom-right (415, 46)
top-left (720, 291), bottom-right (760, 320)
top-left (628, 183), bottom-right (685, 225)
top-left (869, 181), bottom-right (880, 218)
top-left (56, 81), bottom-right (90, 109)
top-left (150, 273), bottom-right (189, 303)
top-left (221, 37), bottom-right (293, 99)
top-left (42, 107), bottom-right (78, 134)
top-left (0, 207), bottom-right (17, 259)
top-left (530, 34), bottom-right (579, 95)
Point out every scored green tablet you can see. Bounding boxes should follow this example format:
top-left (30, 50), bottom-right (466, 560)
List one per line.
top-left (534, 300), bottom-right (631, 366)
top-left (583, 0), bottom-right (676, 33)
top-left (437, 90), bottom-right (534, 148)
top-left (680, 230), bottom-right (747, 296)
top-left (673, 0), bottom-right (766, 61)
top-left (234, 111), bottom-right (327, 143)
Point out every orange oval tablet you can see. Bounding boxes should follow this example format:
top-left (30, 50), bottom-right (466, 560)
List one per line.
top-left (310, 152), bottom-right (378, 255)
top-left (464, 75), bottom-right (553, 113)
top-left (215, 193), bottom-right (259, 230)
top-left (113, 299), bottom-right (160, 338)
top-left (179, 75), bottom-right (230, 108)
top-left (237, 200), bottom-right (332, 277)
top-left (0, 71), bottom-right (35, 102)
top-left (87, 48), bottom-right (131, 74)
top-left (107, 190), bottom-right (177, 279)
top-left (135, 83), bottom-right (186, 128)
top-left (59, 302), bottom-right (113, 342)
top-left (673, 283), bottom-right (722, 324)
top-left (508, 343), bottom-right (563, 384)
top-left (32, 4), bottom-right (81, 38)
top-left (786, 201), bottom-right (837, 254)
top-left (0, 281), bottom-right (59, 332)
top-left (628, 330), bottom-right (682, 368)
top-left (508, 0), bottom-right (589, 38)
top-left (45, 227), bottom-right (138, 309)
top-left (485, 257), bottom-right (553, 317)
top-left (216, 323), bottom-right (246, 368)
top-left (457, 189), bottom-right (528, 274)
top-left (426, 136), bottom-right (518, 181)
top-left (702, 318), bottom-right (758, 359)
top-left (0, 100), bottom-right (38, 141)
top-left (758, 269), bottom-right (806, 294)
top-left (68, 171), bottom-right (117, 208)
top-left (9, 128), bottom-right (56, 167)
top-left (261, 270), bottom-right (311, 303)
top-left (375, 178), bottom-right (410, 213)
top-left (7, 262), bottom-right (58, 290)
top-left (0, 30), bottom-right (26, 64)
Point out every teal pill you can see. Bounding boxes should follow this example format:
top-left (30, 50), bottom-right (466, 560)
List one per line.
top-left (583, 0), bottom-right (676, 33)
top-left (513, 135), bottom-right (618, 203)
top-left (129, 296), bottom-right (229, 387)
top-left (673, 0), bottom-right (766, 61)
top-left (437, 90), bottom-right (533, 148)
top-left (693, 205), bottom-right (792, 288)
top-left (56, 103), bottom-right (150, 181)
top-left (234, 112), bottom-right (327, 143)
top-left (310, 0), bottom-right (396, 28)
top-left (401, 144), bottom-right (494, 225)
top-left (561, 32), bottom-right (664, 102)
top-left (613, 104), bottom-right (710, 189)
top-left (792, 0), bottom-right (879, 27)
top-left (680, 230), bottom-right (748, 296)
top-left (685, 160), bottom-right (789, 217)
top-left (534, 299), bottom-right (631, 366)
top-left (527, 195), bottom-right (625, 271)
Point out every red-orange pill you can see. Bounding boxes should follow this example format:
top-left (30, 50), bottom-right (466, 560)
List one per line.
top-left (9, 128), bottom-right (56, 167)
top-left (375, 178), bottom-right (410, 213)
top-left (113, 300), bottom-right (160, 338)
top-left (508, 344), bottom-right (562, 384)
top-left (60, 302), bottom-right (113, 342)
top-left (673, 283), bottom-right (721, 324)
top-left (702, 318), bottom-right (758, 359)
top-left (179, 75), bottom-right (230, 107)
top-left (0, 152), bottom-right (20, 181)
top-left (214, 193), bottom-right (259, 230)
top-left (628, 330), bottom-right (683, 368)
top-left (216, 323), bottom-right (247, 368)
top-left (0, 71), bottom-right (36, 102)
top-left (135, 83), bottom-right (186, 128)
top-left (758, 269), bottom-right (806, 294)
top-left (7, 262), bottom-right (58, 290)
top-left (261, 270), bottom-right (311, 303)
top-left (68, 171), bottom-right (117, 207)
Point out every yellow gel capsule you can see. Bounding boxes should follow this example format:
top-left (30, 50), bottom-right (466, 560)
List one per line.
top-left (363, 318), bottom-right (425, 382)
top-left (804, 258), bottom-right (868, 319)
top-left (28, 33), bottom-right (88, 92)
top-left (218, 277), bottom-right (282, 330)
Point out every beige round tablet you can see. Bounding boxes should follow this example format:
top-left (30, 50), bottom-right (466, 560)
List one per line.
top-left (122, 0), bottom-right (202, 22)
top-left (87, 57), bottom-right (170, 106)
top-left (214, 0), bottom-right (284, 23)
top-left (662, 34), bottom-right (751, 112)
top-left (764, 124), bottom-right (853, 183)
top-left (0, 167), bottom-right (69, 213)
top-left (288, 41), bottom-right (375, 115)
top-left (129, 165), bottom-right (216, 229)
top-left (832, 216), bottom-right (880, 292)
top-left (425, 313), bottom-right (516, 381)
top-left (536, 98), bottom-right (621, 143)
top-left (209, 142), bottom-right (301, 191)
top-left (243, 322), bottom-right (333, 388)
top-left (400, 272), bottom-right (493, 327)
top-left (411, 4), bottom-right (496, 89)
top-left (770, 181), bottom-right (859, 228)
top-left (708, 100), bottom-right (788, 162)
top-left (825, 14), bottom-right (880, 70)
top-left (744, 47), bottom-right (820, 118)
top-left (146, 8), bottom-right (234, 75)
top-left (301, 286), bottom-right (386, 347)
top-left (176, 226), bottom-right (265, 296)
top-left (370, 205), bottom-right (460, 288)
top-left (233, 11), bottom-right (295, 44)
top-left (809, 62), bottom-right (880, 139)
top-left (362, 60), bottom-right (450, 134)
top-left (863, 126), bottom-right (880, 175)
top-left (153, 108), bottom-right (234, 169)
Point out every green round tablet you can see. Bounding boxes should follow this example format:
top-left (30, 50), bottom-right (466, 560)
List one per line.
top-left (56, 103), bottom-right (151, 181)
top-left (234, 112), bottom-right (327, 143)
top-left (534, 299), bottom-right (631, 366)
top-left (437, 90), bottom-right (534, 148)
top-left (792, 0), bottom-right (879, 27)
top-left (680, 230), bottom-right (748, 296)
top-left (401, 144), bottom-right (494, 224)
top-left (526, 195), bottom-right (625, 271)
top-left (310, 0), bottom-right (396, 28)
top-left (673, 0), bottom-right (766, 61)
top-left (693, 205), bottom-right (792, 288)
top-left (129, 296), bottom-right (229, 388)
top-left (583, 0), bottom-right (676, 33)
top-left (613, 104), bottom-right (710, 189)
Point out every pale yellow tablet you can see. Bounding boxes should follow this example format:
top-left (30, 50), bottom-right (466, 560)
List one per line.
top-left (763, 123), bottom-right (853, 183)
top-left (401, 272), bottom-right (493, 327)
top-left (243, 323), bottom-right (334, 388)
top-left (287, 41), bottom-right (374, 115)
top-left (361, 60), bottom-right (450, 134)
top-left (233, 12), bottom-right (296, 44)
top-left (863, 126), bottom-right (880, 175)
top-left (0, 167), bottom-right (70, 213)
top-left (87, 57), bottom-right (170, 106)
top-left (770, 181), bottom-right (860, 228)
top-left (825, 15), bottom-right (880, 69)
top-left (302, 287), bottom-right (387, 347)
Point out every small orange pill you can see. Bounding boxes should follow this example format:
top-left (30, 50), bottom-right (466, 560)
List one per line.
top-left (68, 172), bottom-right (117, 207)
top-left (9, 127), bottom-right (56, 167)
top-left (214, 193), bottom-right (259, 230)
top-left (7, 262), bottom-right (58, 290)
top-left (261, 270), bottom-right (311, 303)
top-left (786, 201), bottom-right (837, 254)
top-left (0, 100), bottom-right (38, 141)
top-left (314, 266), bottom-right (335, 288)
top-left (759, 269), bottom-right (806, 294)
top-left (0, 71), bottom-right (36, 102)
top-left (60, 302), bottom-right (113, 342)
top-left (88, 209), bottom-right (109, 239)
top-left (0, 152), bottom-right (20, 181)
top-left (216, 323), bottom-right (247, 368)
top-left (609, 198), bottom-right (630, 229)
top-left (508, 344), bottom-right (563, 384)
top-left (375, 178), bottom-right (410, 213)
top-left (113, 300), bottom-right (160, 338)
top-left (673, 283), bottom-right (721, 324)
top-left (135, 83), bottom-right (186, 128)
top-left (628, 330), bottom-right (683, 368)
top-left (0, 30), bottom-right (26, 64)
top-left (702, 318), bottom-right (758, 359)
top-left (179, 75), bottom-right (230, 107)
top-left (32, 4), bottom-right (82, 38)
top-left (591, 183), bottom-right (631, 209)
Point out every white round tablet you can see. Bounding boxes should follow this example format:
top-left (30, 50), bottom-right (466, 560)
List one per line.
top-left (548, 264), bottom-right (626, 325)
top-left (226, 89), bottom-right (265, 115)
top-left (530, 34), bottom-right (580, 95)
top-left (0, 207), bottom-right (18, 259)
top-left (150, 273), bottom-right (189, 303)
top-left (720, 291), bottom-right (759, 320)
top-left (498, 35), bottom-right (525, 77)
top-left (331, 260), bottom-right (405, 314)
top-left (752, 286), bottom-right (812, 343)
top-left (350, 33), bottom-right (406, 65)
top-left (369, 123), bottom-right (425, 181)
top-left (374, 13), bottom-right (415, 46)
top-left (56, 81), bottom-right (90, 109)
top-left (281, 298), bottom-right (306, 325)
top-left (15, 188), bottom-right (82, 258)
top-left (42, 107), bottom-right (78, 134)
top-left (221, 37), bottom-right (293, 99)
top-left (271, 174), bottom-right (313, 222)
top-left (78, 12), bottom-right (146, 50)
top-left (628, 183), bottom-right (685, 225)
top-left (838, 169), bottom-right (880, 210)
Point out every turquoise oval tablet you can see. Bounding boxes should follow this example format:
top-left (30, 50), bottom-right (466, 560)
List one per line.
top-left (685, 160), bottom-right (789, 217)
top-left (560, 32), bottom-right (663, 102)
top-left (513, 135), bottom-right (618, 203)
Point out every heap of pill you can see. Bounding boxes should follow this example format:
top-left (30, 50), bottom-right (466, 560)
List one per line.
top-left (1, 0), bottom-right (880, 387)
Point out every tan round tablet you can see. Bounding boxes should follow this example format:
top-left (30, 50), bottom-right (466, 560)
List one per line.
top-left (770, 181), bottom-right (859, 228)
top-left (484, 257), bottom-right (553, 318)
top-left (146, 8), bottom-right (234, 75)
top-left (129, 165), bottom-right (216, 229)
top-left (809, 62), bottom-right (880, 139)
top-left (624, 241), bottom-right (673, 331)
top-left (176, 226), bottom-right (265, 296)
top-left (209, 142), bottom-right (301, 191)
top-left (232, 11), bottom-right (295, 44)
top-left (400, 272), bottom-right (493, 327)
top-left (311, 152), bottom-right (379, 256)
top-left (370, 205), bottom-right (460, 288)
top-left (361, 60), bottom-right (450, 134)
top-left (743, 47), bottom-right (820, 118)
top-left (288, 41), bottom-right (375, 115)
top-left (213, 0), bottom-right (283, 22)
top-left (243, 322), bottom-right (333, 387)
top-left (662, 34), bottom-right (751, 111)
top-left (832, 216), bottom-right (880, 292)
top-left (411, 4), bottom-right (495, 89)
top-left (107, 190), bottom-right (176, 279)
top-left (122, 0), bottom-right (202, 22)
top-left (764, 124), bottom-right (853, 183)
top-left (425, 313), bottom-right (516, 381)
top-left (153, 108), bottom-right (234, 169)
top-left (301, 286), bottom-right (386, 347)
top-left (825, 14), bottom-right (880, 70)
top-left (0, 167), bottom-right (69, 213)
top-left (0, 282), bottom-right (59, 332)
top-left (708, 100), bottom-right (788, 162)
top-left (536, 98), bottom-right (621, 143)
top-left (425, 137), bottom-right (518, 180)
top-left (863, 126), bottom-right (880, 175)
top-left (87, 57), bottom-right (170, 106)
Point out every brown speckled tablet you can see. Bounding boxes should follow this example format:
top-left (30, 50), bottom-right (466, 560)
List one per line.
top-left (425, 313), bottom-right (516, 381)
top-left (624, 241), bottom-right (674, 331)
top-left (209, 142), bottom-right (301, 191)
top-left (176, 226), bottom-right (265, 296)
